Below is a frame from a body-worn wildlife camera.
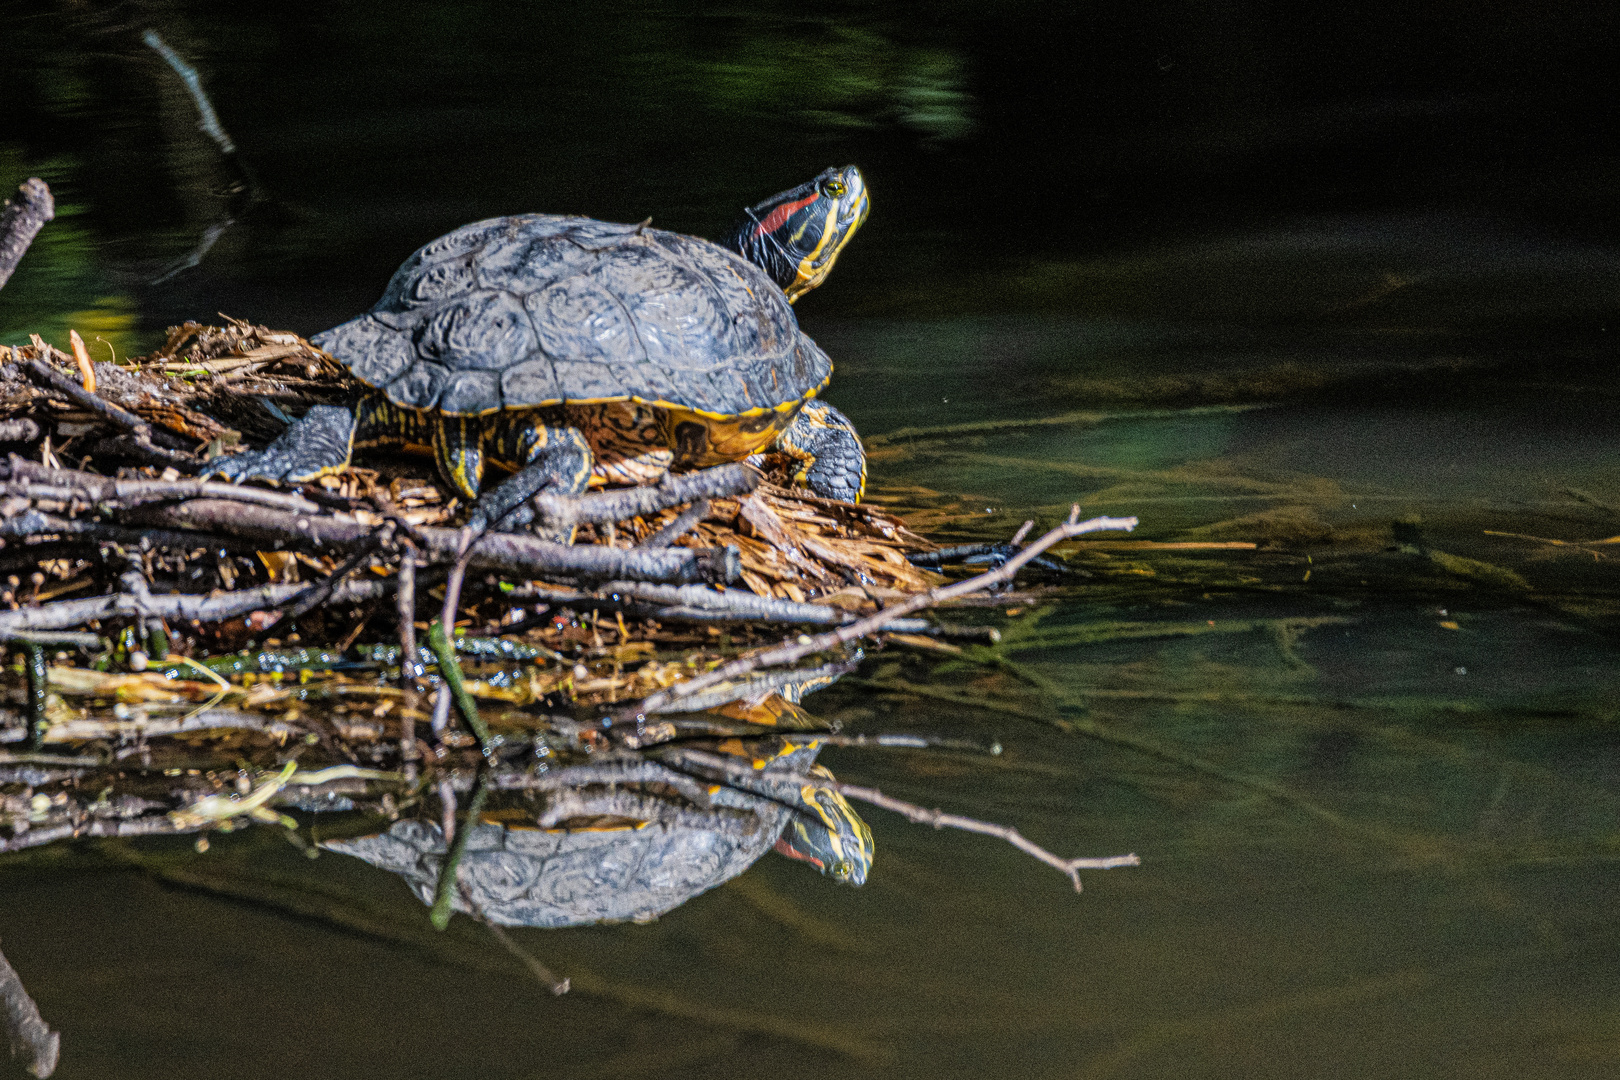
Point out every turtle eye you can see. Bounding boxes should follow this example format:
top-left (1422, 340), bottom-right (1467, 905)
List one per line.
top-left (821, 179), bottom-right (847, 198)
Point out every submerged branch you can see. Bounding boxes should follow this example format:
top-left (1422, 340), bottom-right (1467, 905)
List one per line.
top-left (835, 783), bottom-right (1140, 892)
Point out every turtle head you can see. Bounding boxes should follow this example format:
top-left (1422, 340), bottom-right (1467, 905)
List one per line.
top-left (772, 766), bottom-right (874, 886)
top-left (726, 165), bottom-right (869, 303)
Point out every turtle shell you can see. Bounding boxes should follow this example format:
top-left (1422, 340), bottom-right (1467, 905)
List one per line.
top-left (310, 215), bottom-right (833, 419)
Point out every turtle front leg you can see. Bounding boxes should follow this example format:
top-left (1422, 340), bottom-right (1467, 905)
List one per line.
top-left (470, 416), bottom-right (595, 538)
top-left (774, 400), bottom-right (867, 502)
top-left (207, 405), bottom-right (359, 486)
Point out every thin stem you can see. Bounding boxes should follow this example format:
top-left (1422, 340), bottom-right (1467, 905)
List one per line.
top-left (430, 772), bottom-right (489, 930)
top-left (426, 620), bottom-right (491, 754)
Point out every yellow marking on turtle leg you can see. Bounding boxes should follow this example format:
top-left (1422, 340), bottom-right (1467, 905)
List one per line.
top-left (435, 415), bottom-right (487, 500)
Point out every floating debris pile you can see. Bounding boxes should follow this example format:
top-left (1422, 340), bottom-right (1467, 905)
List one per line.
top-left (0, 324), bottom-right (1138, 885)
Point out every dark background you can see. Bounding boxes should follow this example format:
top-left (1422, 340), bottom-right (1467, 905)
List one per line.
top-left (4, 0), bottom-right (1620, 343)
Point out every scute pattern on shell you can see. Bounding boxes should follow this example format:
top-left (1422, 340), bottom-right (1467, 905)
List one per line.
top-left (311, 215), bottom-right (830, 417)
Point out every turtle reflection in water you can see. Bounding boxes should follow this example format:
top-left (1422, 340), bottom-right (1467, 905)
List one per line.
top-left (326, 740), bottom-right (872, 928)
top-left (213, 166), bottom-right (871, 507)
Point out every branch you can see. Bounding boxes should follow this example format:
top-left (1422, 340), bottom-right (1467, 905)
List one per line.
top-left (128, 499), bottom-right (741, 584)
top-left (619, 512), bottom-right (1137, 718)
top-left (593, 581), bottom-right (904, 625)
top-left (2, 457), bottom-right (320, 514)
top-left (0, 938), bottom-right (59, 1078)
top-left (257, 528), bottom-right (390, 640)
top-left (640, 498), bottom-right (709, 548)
top-left (18, 358), bottom-right (198, 470)
top-left (142, 31), bottom-right (236, 155)
top-left (834, 784), bottom-right (1140, 892)
top-left (0, 179), bottom-right (54, 292)
top-left (0, 579), bottom-right (383, 640)
top-left (527, 463), bottom-right (757, 530)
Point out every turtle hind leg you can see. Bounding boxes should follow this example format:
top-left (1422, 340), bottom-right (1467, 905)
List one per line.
top-left (206, 404), bottom-right (358, 486)
top-left (774, 400), bottom-right (867, 502)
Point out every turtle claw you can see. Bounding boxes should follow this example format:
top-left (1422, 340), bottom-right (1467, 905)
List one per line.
top-left (204, 405), bottom-right (357, 487)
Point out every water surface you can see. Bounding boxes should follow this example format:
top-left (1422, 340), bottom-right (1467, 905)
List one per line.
top-left (4, 6), bottom-right (1620, 1076)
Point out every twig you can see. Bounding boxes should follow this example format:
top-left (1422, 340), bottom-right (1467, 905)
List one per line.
top-left (632, 657), bottom-right (861, 717)
top-left (504, 579), bottom-right (938, 631)
top-left (0, 509), bottom-right (261, 559)
top-left (22, 642), bottom-right (47, 751)
top-left (593, 581), bottom-right (920, 625)
top-left (425, 621), bottom-right (492, 754)
top-left (0, 937), bottom-right (59, 1078)
top-left (18, 359), bottom-right (197, 470)
top-left (0, 179), bottom-right (54, 292)
top-left (835, 784), bottom-right (1138, 891)
top-left (0, 420), bottom-right (40, 443)
top-left (0, 631), bottom-right (98, 648)
top-left (2, 458), bottom-right (321, 514)
top-left (640, 498), bottom-right (709, 548)
top-left (619, 511), bottom-right (1137, 719)
top-left (367, 488), bottom-right (431, 550)
top-left (456, 885), bottom-right (570, 994)
top-left (149, 218), bottom-right (232, 286)
top-left (526, 463), bottom-right (758, 531)
top-left (396, 543), bottom-right (420, 767)
top-left (141, 31), bottom-right (236, 154)
top-left (66, 331), bottom-right (94, 393)
top-left (257, 530), bottom-right (389, 641)
top-left (0, 752), bottom-right (101, 768)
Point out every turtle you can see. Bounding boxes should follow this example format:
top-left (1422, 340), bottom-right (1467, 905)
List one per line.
top-left (323, 741), bottom-right (872, 927)
top-left (211, 166), bottom-right (871, 507)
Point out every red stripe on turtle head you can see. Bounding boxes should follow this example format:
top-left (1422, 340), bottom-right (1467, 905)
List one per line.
top-left (754, 193), bottom-right (820, 239)
top-left (774, 836), bottom-right (827, 872)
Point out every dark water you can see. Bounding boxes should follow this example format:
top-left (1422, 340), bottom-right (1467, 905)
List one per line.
top-left (5, 4), bottom-right (1620, 1077)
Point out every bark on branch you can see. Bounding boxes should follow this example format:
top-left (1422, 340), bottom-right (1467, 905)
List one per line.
top-left (18, 358), bottom-right (198, 470)
top-left (2, 457), bottom-right (320, 514)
